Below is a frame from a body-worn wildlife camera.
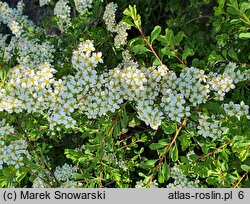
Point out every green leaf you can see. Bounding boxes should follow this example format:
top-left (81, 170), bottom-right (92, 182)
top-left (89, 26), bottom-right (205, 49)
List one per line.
top-left (208, 51), bottom-right (225, 63)
top-left (222, 50), bottom-right (227, 59)
top-left (122, 16), bottom-right (135, 27)
top-left (128, 36), bottom-right (144, 47)
top-left (162, 123), bottom-right (176, 134)
top-left (150, 26), bottom-right (161, 44)
top-left (216, 34), bottom-right (228, 46)
top-left (241, 164), bottom-right (250, 172)
top-left (240, 2), bottom-right (250, 13)
top-left (228, 48), bottom-right (239, 61)
top-left (174, 31), bottom-right (184, 45)
top-left (158, 139), bottom-right (169, 146)
top-left (227, 7), bottom-right (240, 15)
top-left (158, 162), bottom-right (170, 183)
top-left (123, 6), bottom-right (132, 16)
top-left (178, 133), bottom-right (191, 151)
top-left (157, 35), bottom-right (168, 46)
top-left (162, 162), bottom-right (170, 181)
top-left (182, 47), bottom-right (193, 60)
top-left (153, 58), bottom-right (161, 66)
top-left (165, 28), bottom-right (174, 46)
top-left (132, 45), bottom-right (151, 54)
top-left (158, 168), bottom-right (164, 183)
top-left (121, 109), bottom-right (129, 126)
top-left (230, 19), bottom-right (242, 24)
top-left (113, 122), bottom-right (121, 136)
top-left (161, 47), bottom-right (174, 58)
top-left (123, 5), bottom-right (141, 28)
top-left (170, 143), bottom-right (178, 162)
top-left (206, 177), bottom-right (218, 184)
top-left (239, 32), bottom-right (250, 39)
top-left (141, 159), bottom-right (158, 169)
top-left (221, 162), bottom-right (228, 171)
top-left (149, 143), bottom-right (165, 150)
top-left (188, 154), bottom-right (200, 161)
top-left (190, 113), bottom-right (199, 122)
top-left (16, 169), bottom-right (28, 183)
top-left (205, 101), bottom-right (226, 115)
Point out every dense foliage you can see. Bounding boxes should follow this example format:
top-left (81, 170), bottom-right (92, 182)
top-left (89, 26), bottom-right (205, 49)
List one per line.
top-left (0, 0), bottom-right (249, 188)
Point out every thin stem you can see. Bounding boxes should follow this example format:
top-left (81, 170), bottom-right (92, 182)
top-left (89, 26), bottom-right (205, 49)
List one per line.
top-left (232, 172), bottom-right (248, 188)
top-left (196, 142), bottom-right (230, 162)
top-left (119, 139), bottom-right (141, 150)
top-left (137, 27), bottom-right (165, 67)
top-left (185, 15), bottom-right (210, 25)
top-left (146, 116), bottom-right (188, 187)
top-left (172, 49), bottom-right (186, 67)
top-left (102, 101), bottom-right (128, 145)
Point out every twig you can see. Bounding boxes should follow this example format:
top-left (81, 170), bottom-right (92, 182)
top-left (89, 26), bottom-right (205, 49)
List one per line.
top-left (172, 49), bottom-right (186, 67)
top-left (137, 27), bottom-right (165, 67)
top-left (196, 142), bottom-right (230, 162)
top-left (146, 116), bottom-right (189, 187)
top-left (232, 172), bottom-right (248, 188)
top-left (185, 15), bottom-right (210, 25)
top-left (102, 101), bottom-right (128, 145)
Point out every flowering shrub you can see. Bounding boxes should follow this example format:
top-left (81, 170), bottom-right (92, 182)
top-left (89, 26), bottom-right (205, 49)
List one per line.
top-left (0, 0), bottom-right (249, 188)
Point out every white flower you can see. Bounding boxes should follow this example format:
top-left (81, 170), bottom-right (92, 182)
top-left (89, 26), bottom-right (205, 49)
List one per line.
top-left (74, 0), bottom-right (93, 13)
top-left (39, 0), bottom-right (50, 6)
top-left (54, 0), bottom-right (71, 31)
top-left (8, 21), bottom-right (22, 36)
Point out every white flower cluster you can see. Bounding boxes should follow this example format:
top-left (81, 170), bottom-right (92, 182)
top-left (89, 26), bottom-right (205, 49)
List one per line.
top-left (0, 63), bottom-right (57, 113)
top-left (0, 34), bottom-right (55, 66)
top-left (197, 101), bottom-right (249, 139)
top-left (0, 41), bottom-right (103, 130)
top-left (0, 34), bottom-right (13, 61)
top-left (0, 1), bottom-right (37, 37)
top-left (0, 37), bottom-right (249, 132)
top-left (166, 164), bottom-right (199, 188)
top-left (197, 114), bottom-right (226, 140)
top-left (0, 34), bottom-right (8, 50)
top-left (0, 119), bottom-right (15, 136)
top-left (137, 101), bottom-right (163, 130)
top-left (54, 163), bottom-right (78, 182)
top-left (8, 20), bottom-right (22, 36)
top-left (102, 2), bottom-right (117, 32)
top-left (0, 1), bottom-right (25, 36)
top-left (103, 3), bottom-right (130, 48)
top-left (39, 0), bottom-right (51, 7)
top-left (32, 169), bottom-right (82, 188)
top-left (223, 101), bottom-right (249, 119)
top-left (0, 120), bottom-right (28, 170)
top-left (102, 151), bottom-right (129, 171)
top-left (0, 139), bottom-right (28, 170)
top-left (54, 0), bottom-right (71, 31)
top-left (207, 62), bottom-right (247, 101)
top-left (74, 0), bottom-right (93, 13)
top-left (16, 38), bottom-right (55, 67)
top-left (157, 67), bottom-right (209, 123)
top-left (114, 22), bottom-right (131, 49)
top-left (60, 180), bottom-right (83, 188)
top-left (135, 180), bottom-right (158, 188)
